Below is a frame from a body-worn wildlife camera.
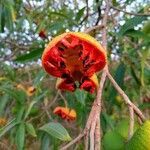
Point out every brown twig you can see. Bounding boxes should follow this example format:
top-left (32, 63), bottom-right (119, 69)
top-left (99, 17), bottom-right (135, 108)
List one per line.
top-left (79, 0), bottom-right (89, 25)
top-left (85, 131), bottom-right (89, 150)
top-left (60, 132), bottom-right (86, 150)
top-left (95, 117), bottom-right (100, 150)
top-left (89, 0), bottom-right (110, 147)
top-left (90, 115), bottom-right (97, 150)
top-left (110, 5), bottom-right (150, 16)
top-left (0, 141), bottom-right (10, 150)
top-left (106, 69), bottom-right (146, 122)
top-left (102, 0), bottom-right (110, 48)
top-left (85, 0), bottom-right (89, 17)
top-left (94, 70), bottom-right (107, 147)
top-left (84, 25), bottom-right (104, 33)
top-left (95, 0), bottom-right (102, 25)
top-left (58, 91), bottom-right (68, 107)
top-left (84, 104), bottom-right (97, 149)
top-left (128, 106), bottom-right (134, 139)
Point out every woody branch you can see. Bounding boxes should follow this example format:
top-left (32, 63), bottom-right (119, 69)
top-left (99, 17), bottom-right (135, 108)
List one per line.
top-left (60, 0), bottom-right (146, 149)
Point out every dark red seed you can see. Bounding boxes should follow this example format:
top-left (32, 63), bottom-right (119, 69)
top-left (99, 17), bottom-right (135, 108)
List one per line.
top-left (83, 55), bottom-right (89, 66)
top-left (61, 73), bottom-right (70, 78)
top-left (57, 43), bottom-right (67, 51)
top-left (58, 47), bottom-right (64, 51)
top-left (59, 61), bottom-right (66, 68)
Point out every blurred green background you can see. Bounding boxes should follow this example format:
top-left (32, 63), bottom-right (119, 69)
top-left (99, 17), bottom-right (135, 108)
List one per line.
top-left (0, 0), bottom-right (150, 149)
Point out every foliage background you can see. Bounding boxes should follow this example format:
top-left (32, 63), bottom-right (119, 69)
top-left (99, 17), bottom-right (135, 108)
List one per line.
top-left (0, 0), bottom-right (150, 149)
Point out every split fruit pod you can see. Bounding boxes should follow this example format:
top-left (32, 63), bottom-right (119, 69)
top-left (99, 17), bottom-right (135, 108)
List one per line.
top-left (42, 32), bottom-right (107, 93)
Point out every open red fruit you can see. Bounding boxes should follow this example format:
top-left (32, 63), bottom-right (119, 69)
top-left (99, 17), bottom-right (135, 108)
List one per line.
top-left (53, 107), bottom-right (76, 121)
top-left (42, 32), bottom-right (107, 93)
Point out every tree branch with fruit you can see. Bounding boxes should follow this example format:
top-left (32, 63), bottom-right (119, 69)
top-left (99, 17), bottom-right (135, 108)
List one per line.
top-left (41, 1), bottom-right (148, 150)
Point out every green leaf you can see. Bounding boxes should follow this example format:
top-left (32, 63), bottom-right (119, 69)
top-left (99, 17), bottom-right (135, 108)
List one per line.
top-left (103, 131), bottom-right (125, 150)
top-left (102, 112), bottom-right (114, 130)
top-left (16, 106), bottom-right (25, 122)
top-left (139, 103), bottom-right (150, 109)
top-left (33, 70), bottom-right (46, 86)
top-left (48, 21), bottom-right (65, 32)
top-left (24, 91), bottom-right (47, 119)
top-left (50, 12), bottom-right (70, 19)
top-left (39, 122), bottom-right (71, 141)
top-left (25, 123), bottom-right (37, 137)
top-left (112, 0), bottom-right (119, 6)
top-left (37, 19), bottom-right (47, 33)
top-left (124, 29), bottom-right (149, 40)
top-left (74, 89), bottom-right (87, 105)
top-left (0, 0), bottom-right (15, 32)
top-left (15, 123), bottom-right (25, 150)
top-left (15, 48), bottom-right (43, 62)
top-left (34, 91), bottom-right (48, 101)
top-left (24, 100), bottom-right (37, 120)
top-left (0, 94), bottom-right (9, 116)
top-left (130, 67), bottom-right (141, 85)
top-left (108, 63), bottom-right (126, 105)
top-left (0, 87), bottom-right (26, 104)
top-left (0, 5), bottom-right (4, 32)
top-left (118, 16), bottom-right (148, 37)
top-left (125, 0), bottom-right (136, 4)
top-left (114, 63), bottom-right (126, 87)
top-left (40, 133), bottom-right (50, 150)
top-left (0, 119), bottom-right (19, 138)
top-left (15, 90), bottom-right (27, 104)
top-left (2, 63), bottom-right (15, 80)
top-left (75, 7), bottom-right (85, 22)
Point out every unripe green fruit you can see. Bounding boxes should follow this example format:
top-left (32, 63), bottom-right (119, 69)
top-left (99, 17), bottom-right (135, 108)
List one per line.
top-left (103, 131), bottom-right (125, 150)
top-left (143, 21), bottom-right (150, 34)
top-left (115, 119), bottom-right (139, 139)
top-left (126, 121), bottom-right (150, 150)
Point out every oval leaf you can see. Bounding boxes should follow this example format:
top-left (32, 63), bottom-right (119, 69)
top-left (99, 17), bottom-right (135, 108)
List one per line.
top-left (25, 122), bottom-right (37, 137)
top-left (0, 119), bottom-right (19, 138)
top-left (39, 122), bottom-right (71, 141)
top-left (15, 123), bottom-right (25, 150)
top-left (118, 16), bottom-right (147, 37)
top-left (15, 48), bottom-right (43, 62)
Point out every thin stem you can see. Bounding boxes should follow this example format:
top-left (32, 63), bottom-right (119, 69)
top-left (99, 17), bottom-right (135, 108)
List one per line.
top-left (84, 25), bottom-right (104, 33)
top-left (90, 116), bottom-right (97, 150)
top-left (110, 5), bottom-right (150, 16)
top-left (102, 0), bottom-right (110, 48)
top-left (60, 103), bottom-right (95, 150)
top-left (106, 69), bottom-right (146, 122)
top-left (95, 70), bottom-right (107, 149)
top-left (85, 131), bottom-right (89, 150)
top-left (58, 91), bottom-right (68, 107)
top-left (95, 117), bottom-right (100, 150)
top-left (128, 106), bottom-right (134, 139)
top-left (60, 132), bottom-right (85, 150)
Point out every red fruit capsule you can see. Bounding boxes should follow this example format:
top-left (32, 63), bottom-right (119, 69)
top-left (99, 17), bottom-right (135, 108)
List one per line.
top-left (53, 107), bottom-right (76, 121)
top-left (42, 32), bottom-right (107, 93)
